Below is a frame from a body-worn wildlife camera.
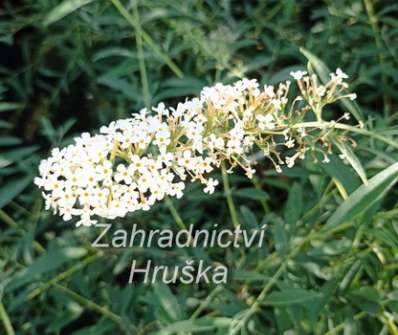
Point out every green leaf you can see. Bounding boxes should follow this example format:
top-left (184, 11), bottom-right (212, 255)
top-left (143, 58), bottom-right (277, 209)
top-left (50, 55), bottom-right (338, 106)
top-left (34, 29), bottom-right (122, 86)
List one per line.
top-left (300, 47), bottom-right (363, 123)
top-left (263, 288), bottom-right (322, 306)
top-left (0, 102), bottom-right (23, 112)
top-left (349, 286), bottom-right (381, 314)
top-left (324, 162), bottom-right (398, 231)
top-left (43, 0), bottom-right (97, 26)
top-left (151, 317), bottom-right (231, 335)
top-left (272, 217), bottom-right (289, 251)
top-left (240, 206), bottom-right (259, 229)
top-left (153, 283), bottom-right (185, 324)
top-left (235, 188), bottom-right (269, 201)
top-left (0, 145), bottom-right (40, 161)
top-left (0, 136), bottom-right (22, 146)
top-left (300, 48), bottom-right (329, 83)
top-left (284, 183), bottom-right (303, 226)
top-left (231, 270), bottom-right (270, 282)
top-left (321, 154), bottom-right (361, 194)
top-left (6, 246), bottom-right (87, 293)
top-left (0, 175), bottom-right (33, 209)
top-left (334, 140), bottom-right (368, 184)
top-left (0, 120), bottom-right (12, 129)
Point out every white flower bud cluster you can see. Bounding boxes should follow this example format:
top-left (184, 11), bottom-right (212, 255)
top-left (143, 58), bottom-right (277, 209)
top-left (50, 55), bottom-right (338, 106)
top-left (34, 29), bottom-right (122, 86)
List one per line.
top-left (35, 69), bottom-right (356, 226)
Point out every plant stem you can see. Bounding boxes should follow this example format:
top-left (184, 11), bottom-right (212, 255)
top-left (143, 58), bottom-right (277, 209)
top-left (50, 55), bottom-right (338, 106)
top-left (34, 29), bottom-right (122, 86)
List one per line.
top-left (54, 284), bottom-right (123, 325)
top-left (27, 252), bottom-right (103, 300)
top-left (109, 0), bottom-right (183, 78)
top-left (0, 209), bottom-right (17, 228)
top-left (133, 2), bottom-right (151, 110)
top-left (324, 311), bottom-right (367, 335)
top-left (0, 303), bottom-right (15, 335)
top-left (0, 209), bottom-right (45, 253)
top-left (221, 161), bottom-right (240, 228)
top-left (230, 262), bottom-right (286, 335)
top-left (190, 286), bottom-right (223, 320)
top-left (165, 196), bottom-right (187, 230)
top-left (363, 0), bottom-right (390, 117)
top-left (252, 176), bottom-right (271, 213)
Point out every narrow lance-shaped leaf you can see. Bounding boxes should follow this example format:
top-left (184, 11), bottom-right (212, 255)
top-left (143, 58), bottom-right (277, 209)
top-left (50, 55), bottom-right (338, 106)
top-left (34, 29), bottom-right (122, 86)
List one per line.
top-left (284, 182), bottom-right (303, 226)
top-left (152, 317), bottom-right (231, 335)
top-left (43, 0), bottom-right (97, 26)
top-left (0, 175), bottom-right (33, 209)
top-left (153, 283), bottom-right (185, 324)
top-left (334, 139), bottom-right (368, 184)
top-left (324, 161), bottom-right (398, 231)
top-left (321, 154), bottom-right (361, 194)
top-left (262, 288), bottom-right (323, 306)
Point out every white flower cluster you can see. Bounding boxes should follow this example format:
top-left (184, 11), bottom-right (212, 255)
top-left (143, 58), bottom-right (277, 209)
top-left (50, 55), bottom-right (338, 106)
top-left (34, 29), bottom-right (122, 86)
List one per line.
top-left (35, 69), bottom-right (356, 226)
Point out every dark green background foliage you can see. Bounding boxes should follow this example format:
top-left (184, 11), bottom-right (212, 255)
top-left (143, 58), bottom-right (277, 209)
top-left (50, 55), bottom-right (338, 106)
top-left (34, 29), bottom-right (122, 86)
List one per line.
top-left (1, 0), bottom-right (398, 334)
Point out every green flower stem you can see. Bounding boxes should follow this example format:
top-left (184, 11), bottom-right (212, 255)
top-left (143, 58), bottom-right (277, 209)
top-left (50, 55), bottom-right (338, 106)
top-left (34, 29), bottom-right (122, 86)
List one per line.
top-left (221, 161), bottom-right (240, 228)
top-left (190, 286), bottom-right (223, 320)
top-left (0, 302), bottom-right (15, 335)
top-left (0, 209), bottom-right (17, 228)
top-left (375, 207), bottom-right (398, 220)
top-left (251, 176), bottom-right (271, 213)
top-left (324, 311), bottom-right (367, 335)
top-left (133, 2), bottom-right (151, 110)
top-left (0, 209), bottom-right (45, 253)
top-left (165, 196), bottom-right (187, 230)
top-left (363, 0), bottom-right (390, 116)
top-left (109, 0), bottom-right (183, 78)
top-left (230, 262), bottom-right (286, 335)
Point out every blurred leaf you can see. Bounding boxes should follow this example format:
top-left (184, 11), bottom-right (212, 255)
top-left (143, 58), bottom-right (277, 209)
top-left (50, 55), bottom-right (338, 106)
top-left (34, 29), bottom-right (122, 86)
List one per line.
top-left (0, 120), bottom-right (13, 129)
top-left (153, 283), bottom-right (185, 324)
top-left (284, 183), bottom-right (302, 226)
top-left (272, 217), bottom-right (289, 251)
top-left (0, 102), bottom-right (23, 112)
top-left (324, 162), bottom-right (398, 230)
top-left (263, 288), bottom-right (322, 306)
top-left (0, 145), bottom-right (40, 166)
top-left (321, 154), bottom-right (361, 194)
top-left (0, 136), bottom-right (22, 146)
top-left (334, 140), bottom-right (368, 184)
top-left (6, 246), bottom-right (87, 293)
top-left (240, 206), bottom-right (259, 229)
top-left (151, 317), bottom-right (231, 335)
top-left (235, 188), bottom-right (269, 201)
top-left (43, 0), bottom-right (97, 26)
top-left (0, 175), bottom-right (33, 209)
top-left (349, 286), bottom-right (381, 314)
top-left (92, 48), bottom-right (136, 62)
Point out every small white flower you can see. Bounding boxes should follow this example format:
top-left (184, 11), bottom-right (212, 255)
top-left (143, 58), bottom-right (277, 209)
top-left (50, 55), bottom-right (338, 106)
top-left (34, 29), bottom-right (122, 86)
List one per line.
top-left (290, 70), bottom-right (307, 80)
top-left (263, 85), bottom-right (275, 98)
top-left (245, 167), bottom-right (255, 179)
top-left (203, 178), bottom-right (219, 194)
top-left (114, 164), bottom-right (132, 184)
top-left (322, 155), bottom-right (330, 163)
top-left (285, 138), bottom-right (295, 148)
top-left (257, 114), bottom-right (275, 130)
top-left (336, 68), bottom-right (348, 79)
